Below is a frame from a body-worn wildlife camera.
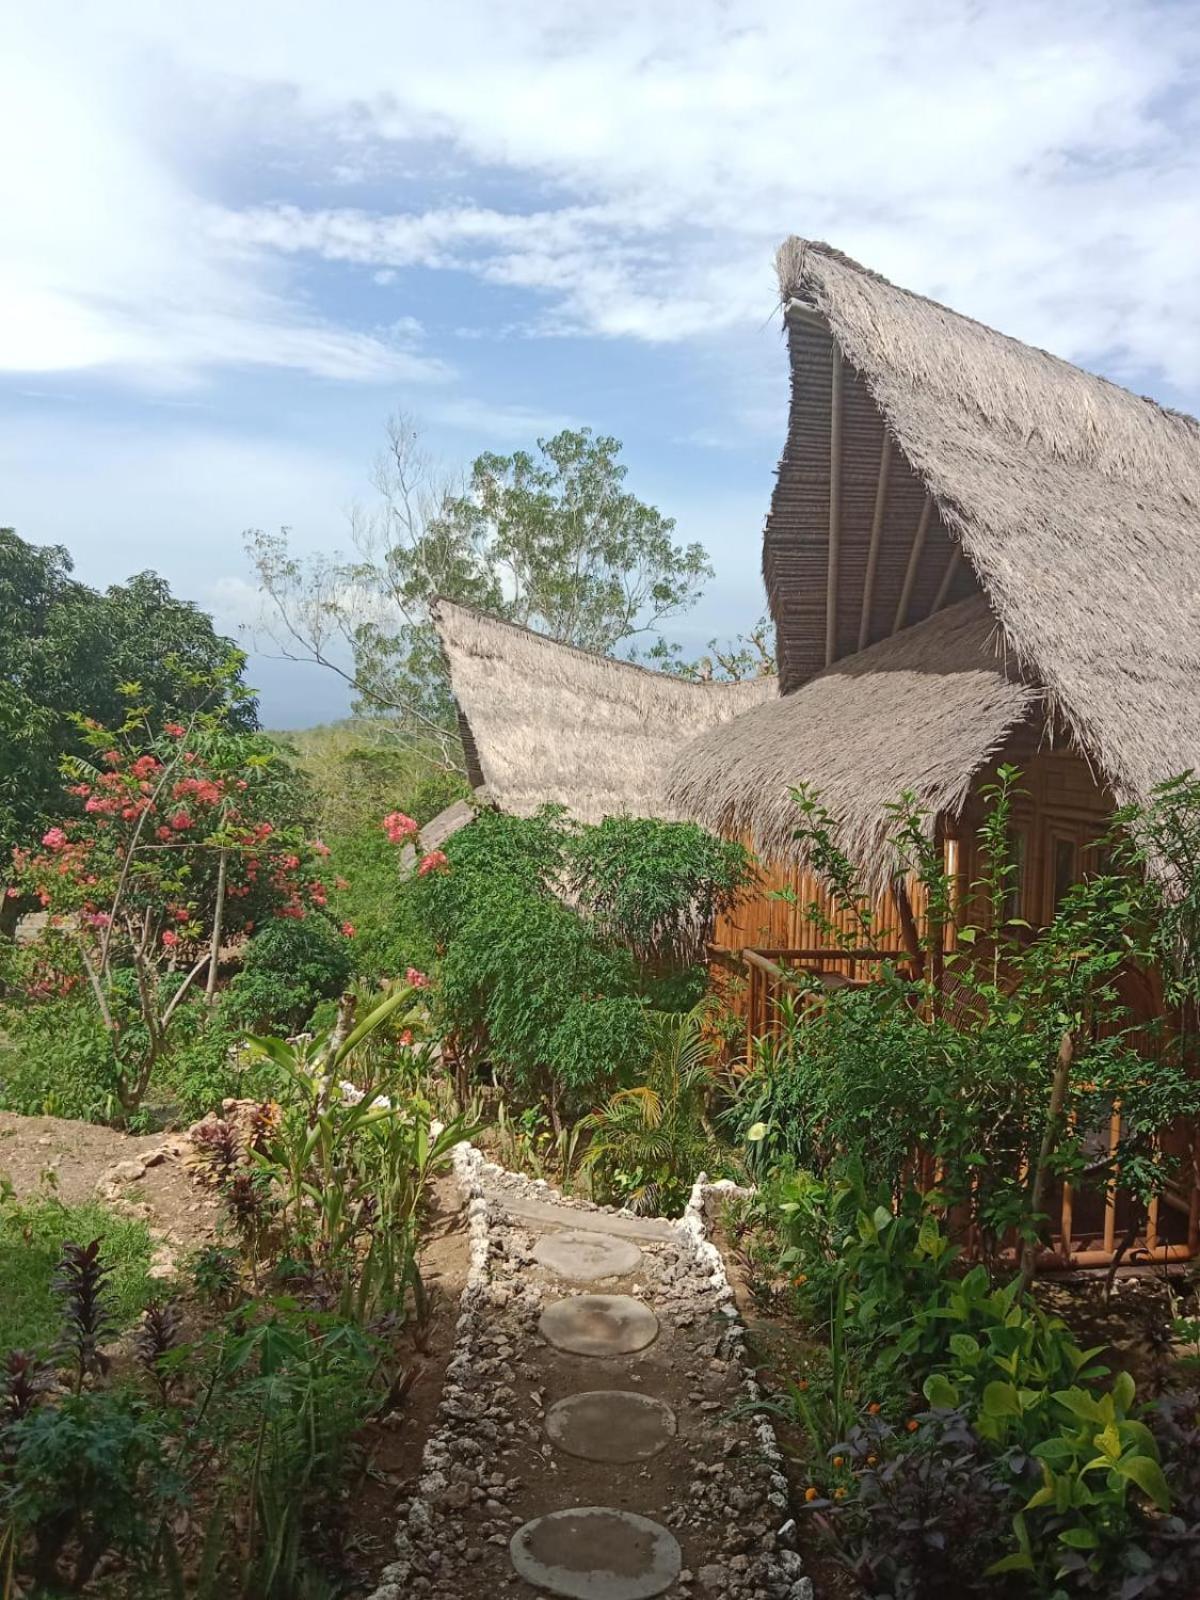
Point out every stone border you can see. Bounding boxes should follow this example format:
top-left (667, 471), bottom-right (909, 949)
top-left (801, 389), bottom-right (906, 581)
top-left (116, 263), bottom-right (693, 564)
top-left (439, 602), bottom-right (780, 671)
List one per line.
top-left (678, 1175), bottom-right (811, 1600)
top-left (365, 1149), bottom-right (812, 1600)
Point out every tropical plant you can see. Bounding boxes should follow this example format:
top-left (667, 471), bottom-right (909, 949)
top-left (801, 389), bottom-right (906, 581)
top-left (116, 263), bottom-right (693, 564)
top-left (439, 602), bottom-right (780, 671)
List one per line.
top-left (581, 1005), bottom-right (728, 1213)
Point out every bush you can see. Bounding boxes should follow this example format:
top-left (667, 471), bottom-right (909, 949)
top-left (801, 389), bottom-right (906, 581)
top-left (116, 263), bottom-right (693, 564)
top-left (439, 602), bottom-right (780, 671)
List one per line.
top-left (0, 995), bottom-right (124, 1124)
top-left (220, 915), bottom-right (352, 1035)
top-left (567, 815), bottom-right (752, 969)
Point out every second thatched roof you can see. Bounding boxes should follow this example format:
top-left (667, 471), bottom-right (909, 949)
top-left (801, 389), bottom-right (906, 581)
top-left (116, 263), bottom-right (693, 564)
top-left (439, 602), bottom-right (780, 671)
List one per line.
top-left (666, 596), bottom-right (1039, 877)
top-left (432, 598), bottom-right (776, 823)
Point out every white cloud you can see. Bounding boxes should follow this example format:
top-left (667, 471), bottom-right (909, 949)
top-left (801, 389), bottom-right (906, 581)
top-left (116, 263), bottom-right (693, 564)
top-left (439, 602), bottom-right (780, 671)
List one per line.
top-left (56, 0), bottom-right (1193, 384)
top-left (11, 3), bottom-right (1200, 391)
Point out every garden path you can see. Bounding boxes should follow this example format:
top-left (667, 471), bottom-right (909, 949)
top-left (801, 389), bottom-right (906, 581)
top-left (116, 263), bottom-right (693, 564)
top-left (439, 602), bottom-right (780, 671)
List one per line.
top-left (367, 1154), bottom-right (812, 1600)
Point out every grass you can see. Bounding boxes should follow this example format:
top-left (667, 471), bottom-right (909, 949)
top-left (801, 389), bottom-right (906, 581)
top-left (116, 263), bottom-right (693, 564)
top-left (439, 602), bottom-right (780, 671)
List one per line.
top-left (0, 1191), bottom-right (156, 1355)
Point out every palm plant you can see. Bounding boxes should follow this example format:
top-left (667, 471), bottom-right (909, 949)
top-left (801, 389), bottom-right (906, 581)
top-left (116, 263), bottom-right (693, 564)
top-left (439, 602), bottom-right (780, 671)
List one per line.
top-left (580, 1005), bottom-right (732, 1215)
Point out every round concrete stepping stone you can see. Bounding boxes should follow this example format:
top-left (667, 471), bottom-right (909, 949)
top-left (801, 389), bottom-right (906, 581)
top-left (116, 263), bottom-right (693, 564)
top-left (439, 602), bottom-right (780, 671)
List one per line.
top-left (539, 1295), bottom-right (659, 1357)
top-left (546, 1390), bottom-right (676, 1462)
top-left (510, 1506), bottom-right (681, 1599)
top-left (533, 1230), bottom-right (643, 1282)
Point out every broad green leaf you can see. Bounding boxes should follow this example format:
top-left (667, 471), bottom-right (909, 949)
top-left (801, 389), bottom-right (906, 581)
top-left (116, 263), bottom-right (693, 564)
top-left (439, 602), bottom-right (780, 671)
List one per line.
top-left (923, 1374), bottom-right (959, 1409)
top-left (982, 1381), bottom-right (1022, 1418)
top-left (1113, 1454), bottom-right (1171, 1512)
top-left (1058, 1527), bottom-right (1100, 1550)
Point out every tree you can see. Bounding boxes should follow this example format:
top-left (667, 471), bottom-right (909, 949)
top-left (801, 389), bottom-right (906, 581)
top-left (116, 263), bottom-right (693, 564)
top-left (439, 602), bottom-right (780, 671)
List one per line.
top-left (6, 699), bottom-right (328, 1117)
top-left (0, 530), bottom-right (256, 877)
top-left (248, 419), bottom-right (714, 769)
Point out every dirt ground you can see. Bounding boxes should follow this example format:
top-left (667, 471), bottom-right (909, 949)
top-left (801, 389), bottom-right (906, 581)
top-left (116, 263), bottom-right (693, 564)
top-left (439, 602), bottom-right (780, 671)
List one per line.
top-left (0, 1109), bottom-right (472, 1595)
top-left (0, 1109), bottom-right (222, 1253)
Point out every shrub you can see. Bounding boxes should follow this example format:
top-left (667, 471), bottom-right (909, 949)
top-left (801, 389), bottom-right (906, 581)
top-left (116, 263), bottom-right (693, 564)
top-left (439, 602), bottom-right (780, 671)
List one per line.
top-left (221, 914), bottom-right (352, 1035)
top-left (567, 815), bottom-right (752, 969)
top-left (0, 994), bottom-right (124, 1123)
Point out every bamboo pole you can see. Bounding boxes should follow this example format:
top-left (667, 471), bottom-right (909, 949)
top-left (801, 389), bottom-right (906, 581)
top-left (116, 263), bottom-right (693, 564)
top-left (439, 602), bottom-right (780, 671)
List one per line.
top-left (826, 343), bottom-right (844, 668)
top-left (932, 543), bottom-right (962, 613)
top-left (893, 494), bottom-right (933, 634)
top-left (858, 431), bottom-right (891, 650)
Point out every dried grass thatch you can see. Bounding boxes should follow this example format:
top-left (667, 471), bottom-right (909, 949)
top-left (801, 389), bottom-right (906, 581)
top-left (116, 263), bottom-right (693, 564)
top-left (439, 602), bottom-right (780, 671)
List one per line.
top-left (773, 237), bottom-right (1200, 821)
top-left (432, 599), bottom-right (776, 822)
top-left (667, 596), bottom-right (1039, 878)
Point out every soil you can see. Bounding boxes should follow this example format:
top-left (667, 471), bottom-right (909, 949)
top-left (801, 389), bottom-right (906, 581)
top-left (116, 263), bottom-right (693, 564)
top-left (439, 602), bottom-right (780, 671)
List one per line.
top-left (343, 1173), bottom-right (472, 1591)
top-left (0, 1109), bottom-right (222, 1254)
top-left (713, 1208), bottom-right (862, 1600)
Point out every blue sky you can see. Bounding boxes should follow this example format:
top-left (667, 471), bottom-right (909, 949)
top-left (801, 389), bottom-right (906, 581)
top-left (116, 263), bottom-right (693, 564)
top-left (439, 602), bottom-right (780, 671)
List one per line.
top-left (4, 1), bottom-right (1200, 725)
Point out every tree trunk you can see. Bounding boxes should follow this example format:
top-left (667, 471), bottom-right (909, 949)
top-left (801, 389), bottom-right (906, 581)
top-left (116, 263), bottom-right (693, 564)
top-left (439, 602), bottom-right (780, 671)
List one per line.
top-left (205, 849), bottom-right (228, 1006)
top-left (1018, 1028), bottom-right (1074, 1295)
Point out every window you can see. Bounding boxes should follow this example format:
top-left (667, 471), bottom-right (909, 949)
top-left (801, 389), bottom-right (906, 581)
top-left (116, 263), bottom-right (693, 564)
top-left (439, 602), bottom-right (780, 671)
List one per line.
top-left (1002, 828), bottom-right (1026, 925)
top-left (1052, 835), bottom-right (1078, 913)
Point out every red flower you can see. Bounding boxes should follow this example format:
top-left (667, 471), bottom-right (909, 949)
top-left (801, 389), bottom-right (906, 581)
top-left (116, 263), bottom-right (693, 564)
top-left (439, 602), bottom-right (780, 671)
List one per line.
top-left (406, 966), bottom-right (430, 990)
top-left (311, 840), bottom-right (331, 857)
top-left (163, 722), bottom-right (185, 738)
top-left (102, 749), bottom-right (121, 766)
top-left (131, 754), bottom-right (160, 779)
top-left (161, 929), bottom-right (179, 948)
top-left (382, 811), bottom-right (418, 843)
top-left (156, 826), bottom-right (172, 841)
top-left (341, 921), bottom-right (356, 938)
top-left (417, 849), bottom-right (448, 877)
top-left (41, 827), bottom-right (68, 851)
top-left (170, 810), bottom-right (193, 831)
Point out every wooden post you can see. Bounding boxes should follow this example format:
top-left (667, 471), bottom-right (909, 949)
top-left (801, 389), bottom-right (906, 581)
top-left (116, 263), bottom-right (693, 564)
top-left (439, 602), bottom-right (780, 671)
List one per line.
top-left (826, 343), bottom-right (844, 668)
top-left (932, 543), bottom-right (962, 613)
top-left (893, 494), bottom-right (933, 635)
top-left (858, 430), bottom-right (891, 651)
top-left (890, 877), bottom-right (925, 980)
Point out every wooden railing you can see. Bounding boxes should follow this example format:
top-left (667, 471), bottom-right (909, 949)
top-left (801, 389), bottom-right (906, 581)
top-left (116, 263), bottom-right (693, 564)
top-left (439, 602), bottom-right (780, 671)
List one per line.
top-left (714, 943), bottom-right (1200, 1274)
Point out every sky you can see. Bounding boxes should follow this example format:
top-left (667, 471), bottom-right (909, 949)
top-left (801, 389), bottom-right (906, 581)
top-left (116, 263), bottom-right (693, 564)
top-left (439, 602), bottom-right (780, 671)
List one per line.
top-left (4, 1), bottom-right (1200, 726)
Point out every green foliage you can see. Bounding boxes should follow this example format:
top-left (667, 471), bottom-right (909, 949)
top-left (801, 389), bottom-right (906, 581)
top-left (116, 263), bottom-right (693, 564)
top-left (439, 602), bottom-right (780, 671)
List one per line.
top-left (249, 421), bottom-right (713, 752)
top-left (581, 1006), bottom-right (729, 1213)
top-left (2, 1387), bottom-right (174, 1591)
top-left (0, 527), bottom-right (255, 863)
top-left (221, 914), bottom-right (353, 1035)
top-left (566, 815), bottom-right (751, 968)
top-left (0, 993), bottom-right (125, 1123)
top-left (0, 1194), bottom-right (154, 1355)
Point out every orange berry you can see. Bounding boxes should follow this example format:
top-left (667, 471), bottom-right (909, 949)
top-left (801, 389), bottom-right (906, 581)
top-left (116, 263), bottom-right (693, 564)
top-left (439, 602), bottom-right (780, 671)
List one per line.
top-left (792, 1274), bottom-right (808, 1286)
top-left (866, 1454), bottom-right (879, 1466)
top-left (867, 1403), bottom-right (881, 1415)
top-left (906, 1419), bottom-right (920, 1432)
top-left (834, 1487), bottom-right (847, 1501)
top-left (797, 1379), bottom-right (810, 1392)
top-left (832, 1456), bottom-right (844, 1468)
top-left (804, 1486), bottom-right (819, 1502)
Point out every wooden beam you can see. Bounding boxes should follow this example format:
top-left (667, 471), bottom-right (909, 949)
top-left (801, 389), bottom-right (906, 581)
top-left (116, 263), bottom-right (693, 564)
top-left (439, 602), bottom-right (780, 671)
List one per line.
top-left (858, 430), bottom-right (891, 651)
top-left (892, 493), bottom-right (933, 635)
top-left (825, 343), bottom-right (843, 668)
top-left (932, 543), bottom-right (962, 614)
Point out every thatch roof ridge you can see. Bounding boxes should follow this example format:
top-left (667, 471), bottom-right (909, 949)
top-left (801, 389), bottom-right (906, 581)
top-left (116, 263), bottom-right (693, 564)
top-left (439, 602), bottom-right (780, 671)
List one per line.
top-left (433, 598), bottom-right (776, 823)
top-left (666, 595), bottom-right (1040, 880)
top-left (769, 236), bottom-right (1200, 823)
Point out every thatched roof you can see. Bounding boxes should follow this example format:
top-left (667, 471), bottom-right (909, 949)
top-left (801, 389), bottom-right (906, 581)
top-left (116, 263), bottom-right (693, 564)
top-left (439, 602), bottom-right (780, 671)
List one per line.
top-left (432, 599), bottom-right (776, 822)
top-left (764, 237), bottom-right (1200, 825)
top-left (667, 595), bottom-right (1039, 876)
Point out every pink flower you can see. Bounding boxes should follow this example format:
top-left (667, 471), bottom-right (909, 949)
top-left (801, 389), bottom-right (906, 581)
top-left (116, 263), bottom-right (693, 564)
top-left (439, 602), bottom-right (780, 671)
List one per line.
top-left (163, 722), bottom-right (185, 738)
top-left (341, 921), bottom-right (356, 938)
top-left (398, 1029), bottom-right (414, 1047)
top-left (311, 840), bottom-right (331, 857)
top-left (101, 749), bottom-right (121, 766)
top-left (169, 810), bottom-right (193, 831)
top-left (382, 811), bottom-right (419, 843)
top-left (41, 827), bottom-right (68, 851)
top-left (406, 966), bottom-right (430, 990)
top-left (334, 876), bottom-right (349, 891)
top-left (417, 849), bottom-right (448, 877)
top-left (4, 887), bottom-right (19, 899)
top-left (161, 929), bottom-right (179, 948)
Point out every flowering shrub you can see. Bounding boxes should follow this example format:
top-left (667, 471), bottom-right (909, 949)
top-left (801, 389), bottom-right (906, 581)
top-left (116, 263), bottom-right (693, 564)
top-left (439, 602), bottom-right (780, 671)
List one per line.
top-left (6, 703), bottom-right (335, 1117)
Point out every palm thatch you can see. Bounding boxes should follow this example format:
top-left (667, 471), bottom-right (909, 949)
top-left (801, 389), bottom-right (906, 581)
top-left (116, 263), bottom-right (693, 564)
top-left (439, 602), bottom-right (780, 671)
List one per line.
top-left (667, 596), bottom-right (1039, 878)
top-left (772, 237), bottom-right (1200, 822)
top-left (432, 599), bottom-right (776, 823)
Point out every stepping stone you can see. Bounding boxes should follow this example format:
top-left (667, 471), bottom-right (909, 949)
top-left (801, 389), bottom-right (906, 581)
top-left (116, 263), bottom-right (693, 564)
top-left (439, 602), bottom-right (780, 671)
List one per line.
top-left (539, 1295), bottom-right (659, 1357)
top-left (546, 1390), bottom-right (676, 1463)
top-left (534, 1231), bottom-right (643, 1282)
top-left (510, 1506), bottom-right (681, 1599)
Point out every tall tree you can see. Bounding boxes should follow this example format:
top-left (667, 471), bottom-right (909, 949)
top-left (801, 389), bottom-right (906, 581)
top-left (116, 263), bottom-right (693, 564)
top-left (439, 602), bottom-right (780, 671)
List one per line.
top-left (248, 419), bottom-right (714, 769)
top-left (0, 529), bottom-right (255, 871)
